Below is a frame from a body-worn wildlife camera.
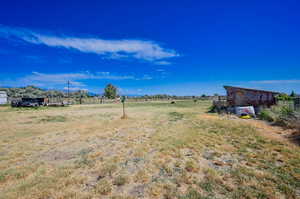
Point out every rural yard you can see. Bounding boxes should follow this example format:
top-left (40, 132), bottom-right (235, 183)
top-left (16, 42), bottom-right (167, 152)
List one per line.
top-left (0, 101), bottom-right (299, 199)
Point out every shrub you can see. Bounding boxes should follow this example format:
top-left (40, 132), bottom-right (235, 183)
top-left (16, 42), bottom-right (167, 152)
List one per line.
top-left (279, 106), bottom-right (294, 117)
top-left (207, 105), bottom-right (217, 113)
top-left (275, 106), bottom-right (297, 128)
top-left (276, 94), bottom-right (293, 101)
top-left (259, 110), bottom-right (275, 122)
top-left (259, 106), bottom-right (300, 131)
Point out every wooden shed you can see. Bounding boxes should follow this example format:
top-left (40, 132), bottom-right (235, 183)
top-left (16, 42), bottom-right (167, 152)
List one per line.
top-left (224, 86), bottom-right (279, 107)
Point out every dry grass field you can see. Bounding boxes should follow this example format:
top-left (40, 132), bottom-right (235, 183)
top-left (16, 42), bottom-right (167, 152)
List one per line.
top-left (0, 101), bottom-right (299, 199)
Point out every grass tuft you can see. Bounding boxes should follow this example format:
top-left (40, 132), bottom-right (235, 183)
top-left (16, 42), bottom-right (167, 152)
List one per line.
top-left (113, 175), bottom-right (128, 186)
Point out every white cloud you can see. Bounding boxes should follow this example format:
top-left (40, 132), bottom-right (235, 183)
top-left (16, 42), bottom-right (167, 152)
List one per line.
top-left (154, 61), bottom-right (172, 65)
top-left (250, 80), bottom-right (300, 84)
top-left (0, 71), bottom-right (135, 89)
top-left (134, 74), bottom-right (153, 80)
top-left (63, 87), bottom-right (88, 91)
top-left (0, 25), bottom-right (179, 62)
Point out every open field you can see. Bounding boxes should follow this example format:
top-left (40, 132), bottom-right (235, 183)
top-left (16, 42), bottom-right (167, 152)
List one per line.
top-left (0, 101), bottom-right (299, 199)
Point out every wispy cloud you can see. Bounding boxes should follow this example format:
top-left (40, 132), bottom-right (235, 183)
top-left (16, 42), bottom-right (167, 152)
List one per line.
top-left (250, 80), bottom-right (300, 84)
top-left (63, 87), bottom-right (88, 91)
top-left (140, 75), bottom-right (153, 80)
top-left (154, 61), bottom-right (172, 65)
top-left (0, 25), bottom-right (179, 62)
top-left (0, 71), bottom-right (135, 89)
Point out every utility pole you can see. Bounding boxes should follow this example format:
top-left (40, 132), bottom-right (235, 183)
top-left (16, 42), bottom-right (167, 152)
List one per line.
top-left (67, 80), bottom-right (70, 105)
top-left (79, 90), bottom-right (82, 104)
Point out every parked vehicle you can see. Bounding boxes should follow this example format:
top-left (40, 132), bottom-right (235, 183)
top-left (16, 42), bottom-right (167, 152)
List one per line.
top-left (11, 98), bottom-right (46, 107)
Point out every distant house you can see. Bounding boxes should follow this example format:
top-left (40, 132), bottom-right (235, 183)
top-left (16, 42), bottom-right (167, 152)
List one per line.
top-left (0, 91), bottom-right (8, 105)
top-left (224, 86), bottom-right (279, 107)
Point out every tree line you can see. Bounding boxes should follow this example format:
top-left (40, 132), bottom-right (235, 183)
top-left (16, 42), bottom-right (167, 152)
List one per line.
top-left (0, 84), bottom-right (218, 100)
top-left (0, 84), bottom-right (119, 99)
top-left (0, 86), bottom-right (91, 98)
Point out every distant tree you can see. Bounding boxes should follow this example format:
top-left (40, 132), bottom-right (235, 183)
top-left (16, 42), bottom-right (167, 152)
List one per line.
top-left (214, 93), bottom-right (219, 97)
top-left (201, 94), bottom-right (206, 97)
top-left (290, 90), bottom-right (296, 97)
top-left (276, 93), bottom-right (292, 101)
top-left (104, 84), bottom-right (117, 99)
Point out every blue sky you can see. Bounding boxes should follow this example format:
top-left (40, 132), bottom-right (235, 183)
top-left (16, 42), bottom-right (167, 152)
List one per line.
top-left (0, 0), bottom-right (300, 95)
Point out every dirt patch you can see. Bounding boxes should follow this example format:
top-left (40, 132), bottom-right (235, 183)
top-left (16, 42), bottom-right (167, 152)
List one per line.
top-left (199, 114), bottom-right (220, 120)
top-left (238, 118), bottom-right (298, 145)
top-left (205, 113), bottom-right (298, 146)
top-left (39, 150), bottom-right (76, 162)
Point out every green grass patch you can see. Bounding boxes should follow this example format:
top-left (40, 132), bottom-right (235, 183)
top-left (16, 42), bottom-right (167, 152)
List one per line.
top-left (39, 115), bottom-right (67, 123)
top-left (169, 112), bottom-right (184, 121)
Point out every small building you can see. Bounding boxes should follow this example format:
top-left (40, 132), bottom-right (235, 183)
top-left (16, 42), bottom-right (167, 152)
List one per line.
top-left (0, 91), bottom-right (8, 105)
top-left (224, 86), bottom-right (279, 107)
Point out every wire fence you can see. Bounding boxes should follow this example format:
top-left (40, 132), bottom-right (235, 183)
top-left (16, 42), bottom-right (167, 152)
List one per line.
top-left (7, 97), bottom-right (204, 106)
top-left (294, 97), bottom-right (300, 111)
top-left (278, 98), bottom-right (300, 111)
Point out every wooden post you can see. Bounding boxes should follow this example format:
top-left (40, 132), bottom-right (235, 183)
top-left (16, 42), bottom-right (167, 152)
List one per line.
top-left (67, 80), bottom-right (70, 105)
top-left (123, 101), bottom-right (125, 116)
top-left (121, 96), bottom-right (127, 119)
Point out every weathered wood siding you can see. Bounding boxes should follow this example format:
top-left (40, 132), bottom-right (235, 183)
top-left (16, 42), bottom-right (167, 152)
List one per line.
top-left (224, 86), bottom-right (278, 107)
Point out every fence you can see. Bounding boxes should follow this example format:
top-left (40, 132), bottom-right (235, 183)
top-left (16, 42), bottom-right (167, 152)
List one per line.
top-left (47, 97), bottom-right (210, 105)
top-left (295, 97), bottom-right (300, 111)
top-left (47, 97), bottom-right (116, 105)
top-left (277, 98), bottom-right (300, 111)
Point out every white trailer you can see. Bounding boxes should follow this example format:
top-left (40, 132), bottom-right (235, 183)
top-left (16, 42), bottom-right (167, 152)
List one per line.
top-left (0, 91), bottom-right (8, 104)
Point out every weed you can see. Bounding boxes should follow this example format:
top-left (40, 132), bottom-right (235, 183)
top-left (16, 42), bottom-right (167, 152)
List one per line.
top-left (179, 188), bottom-right (207, 199)
top-left (39, 115), bottom-right (67, 122)
top-left (95, 179), bottom-right (112, 195)
top-left (134, 170), bottom-right (149, 183)
top-left (199, 181), bottom-right (214, 193)
top-left (185, 160), bottom-right (198, 172)
top-left (149, 183), bottom-right (163, 197)
top-left (111, 196), bottom-right (136, 199)
top-left (113, 175), bottom-right (128, 186)
top-left (169, 112), bottom-right (184, 121)
top-left (162, 164), bottom-right (173, 176)
top-left (163, 183), bottom-right (178, 199)
top-left (174, 170), bottom-right (194, 185)
top-left (75, 156), bottom-right (93, 167)
top-left (99, 163), bottom-right (118, 177)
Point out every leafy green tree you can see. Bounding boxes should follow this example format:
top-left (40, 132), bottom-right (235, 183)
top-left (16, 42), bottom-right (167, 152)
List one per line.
top-left (104, 84), bottom-right (117, 99)
top-left (276, 93), bottom-right (292, 101)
